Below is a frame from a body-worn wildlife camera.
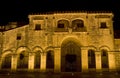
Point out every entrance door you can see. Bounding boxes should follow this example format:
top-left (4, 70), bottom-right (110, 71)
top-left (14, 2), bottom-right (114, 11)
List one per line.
top-left (61, 41), bottom-right (81, 72)
top-left (65, 54), bottom-right (77, 72)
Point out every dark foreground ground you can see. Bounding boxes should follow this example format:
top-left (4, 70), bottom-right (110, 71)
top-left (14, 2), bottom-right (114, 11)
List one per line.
top-left (0, 71), bottom-right (120, 78)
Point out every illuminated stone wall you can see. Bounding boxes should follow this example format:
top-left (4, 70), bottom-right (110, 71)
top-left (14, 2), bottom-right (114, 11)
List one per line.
top-left (114, 39), bottom-right (120, 71)
top-left (0, 12), bottom-right (119, 72)
top-left (0, 25), bottom-right (28, 52)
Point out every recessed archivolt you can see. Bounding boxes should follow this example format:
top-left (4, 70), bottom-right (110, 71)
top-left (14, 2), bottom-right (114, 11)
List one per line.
top-left (32, 46), bottom-right (43, 53)
top-left (71, 18), bottom-right (84, 22)
top-left (88, 46), bottom-right (97, 51)
top-left (56, 19), bottom-right (70, 28)
top-left (16, 46), bottom-right (31, 54)
top-left (44, 46), bottom-right (54, 52)
top-left (99, 45), bottom-right (110, 51)
top-left (1, 50), bottom-right (13, 58)
top-left (0, 50), bottom-right (12, 66)
top-left (61, 36), bottom-right (82, 47)
top-left (56, 18), bottom-right (70, 23)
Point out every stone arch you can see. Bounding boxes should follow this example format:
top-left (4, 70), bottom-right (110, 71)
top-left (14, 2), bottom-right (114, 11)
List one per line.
top-left (99, 45), bottom-right (110, 51)
top-left (88, 46), bottom-right (97, 51)
top-left (71, 18), bottom-right (85, 22)
top-left (32, 46), bottom-right (43, 53)
top-left (16, 46), bottom-right (31, 54)
top-left (16, 46), bottom-right (30, 69)
top-left (0, 50), bottom-right (13, 69)
top-left (60, 36), bottom-right (81, 47)
top-left (61, 37), bottom-right (82, 72)
top-left (57, 19), bottom-right (70, 29)
top-left (1, 50), bottom-right (13, 58)
top-left (57, 18), bottom-right (70, 22)
top-left (45, 46), bottom-right (54, 69)
top-left (44, 46), bottom-right (54, 52)
top-left (32, 46), bottom-right (43, 69)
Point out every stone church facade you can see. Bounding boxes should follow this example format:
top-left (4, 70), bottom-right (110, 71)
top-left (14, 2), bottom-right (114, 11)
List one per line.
top-left (0, 11), bottom-right (120, 73)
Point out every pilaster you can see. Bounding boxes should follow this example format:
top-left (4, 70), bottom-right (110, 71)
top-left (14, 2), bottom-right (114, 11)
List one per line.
top-left (81, 47), bottom-right (88, 72)
top-left (54, 48), bottom-right (61, 73)
top-left (28, 52), bottom-right (35, 71)
top-left (95, 52), bottom-right (102, 72)
top-left (11, 53), bottom-right (17, 71)
top-left (40, 52), bottom-right (46, 72)
top-left (108, 52), bottom-right (116, 72)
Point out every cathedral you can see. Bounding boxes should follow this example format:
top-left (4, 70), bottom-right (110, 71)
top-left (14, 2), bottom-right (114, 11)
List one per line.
top-left (0, 11), bottom-right (120, 73)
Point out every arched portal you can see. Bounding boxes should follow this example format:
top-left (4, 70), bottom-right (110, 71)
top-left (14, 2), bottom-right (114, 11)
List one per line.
top-left (88, 49), bottom-right (96, 71)
top-left (1, 54), bottom-right (12, 69)
top-left (101, 49), bottom-right (109, 72)
top-left (16, 47), bottom-right (30, 69)
top-left (34, 51), bottom-right (41, 69)
top-left (17, 51), bottom-right (29, 69)
top-left (33, 46), bottom-right (43, 69)
top-left (46, 50), bottom-right (54, 69)
top-left (1, 51), bottom-right (12, 69)
top-left (61, 40), bottom-right (81, 72)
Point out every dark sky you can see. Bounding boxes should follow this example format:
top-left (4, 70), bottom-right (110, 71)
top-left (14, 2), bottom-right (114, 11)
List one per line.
top-left (0, 0), bottom-right (120, 30)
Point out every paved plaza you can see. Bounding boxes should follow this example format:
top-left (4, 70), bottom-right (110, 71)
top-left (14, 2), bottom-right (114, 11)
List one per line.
top-left (0, 71), bottom-right (120, 78)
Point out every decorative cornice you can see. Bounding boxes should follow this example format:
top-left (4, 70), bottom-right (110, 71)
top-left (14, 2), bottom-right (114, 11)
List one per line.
top-left (29, 10), bottom-right (113, 15)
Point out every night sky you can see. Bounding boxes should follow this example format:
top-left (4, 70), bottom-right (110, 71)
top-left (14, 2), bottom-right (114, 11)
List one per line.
top-left (0, 0), bottom-right (120, 30)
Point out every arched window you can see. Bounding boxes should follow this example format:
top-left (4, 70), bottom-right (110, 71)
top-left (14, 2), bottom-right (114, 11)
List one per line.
top-left (88, 49), bottom-right (96, 68)
top-left (72, 19), bottom-right (84, 29)
top-left (46, 50), bottom-right (54, 69)
top-left (101, 49), bottom-right (109, 68)
top-left (57, 20), bottom-right (69, 28)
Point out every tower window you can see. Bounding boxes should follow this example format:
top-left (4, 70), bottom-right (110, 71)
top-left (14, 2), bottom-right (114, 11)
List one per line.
top-left (17, 33), bottom-right (21, 40)
top-left (58, 23), bottom-right (64, 28)
top-left (35, 24), bottom-right (41, 30)
top-left (100, 22), bottom-right (107, 28)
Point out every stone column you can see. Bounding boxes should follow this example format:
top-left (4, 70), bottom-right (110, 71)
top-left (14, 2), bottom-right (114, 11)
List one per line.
top-left (28, 52), bottom-right (35, 71)
top-left (40, 52), bottom-right (46, 72)
top-left (95, 52), bottom-right (102, 72)
top-left (11, 54), bottom-right (17, 71)
top-left (81, 47), bottom-right (88, 72)
top-left (108, 52), bottom-right (116, 72)
top-left (54, 48), bottom-right (61, 73)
